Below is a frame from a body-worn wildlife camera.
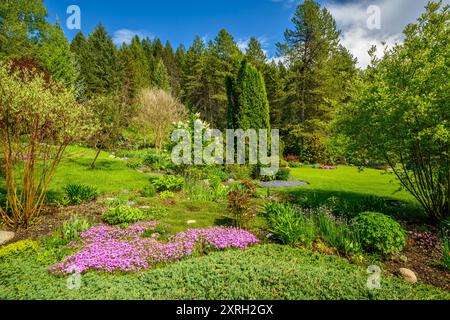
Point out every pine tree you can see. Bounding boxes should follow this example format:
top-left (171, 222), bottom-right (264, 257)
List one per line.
top-left (227, 60), bottom-right (270, 131)
top-left (245, 37), bottom-right (266, 71)
top-left (119, 35), bottom-right (151, 100)
top-left (181, 36), bottom-right (207, 112)
top-left (153, 59), bottom-right (171, 91)
top-left (70, 32), bottom-right (87, 57)
top-left (276, 0), bottom-right (356, 161)
top-left (83, 25), bottom-right (122, 97)
top-left (39, 22), bottom-right (78, 88)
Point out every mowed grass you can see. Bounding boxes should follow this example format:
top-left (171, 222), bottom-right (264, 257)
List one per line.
top-left (0, 244), bottom-right (448, 300)
top-left (47, 145), bottom-right (149, 197)
top-left (290, 166), bottom-right (412, 201)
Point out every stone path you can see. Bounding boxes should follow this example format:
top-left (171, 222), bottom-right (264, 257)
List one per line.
top-left (0, 231), bottom-right (14, 246)
top-left (259, 180), bottom-right (308, 188)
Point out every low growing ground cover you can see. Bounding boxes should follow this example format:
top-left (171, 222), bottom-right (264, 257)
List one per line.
top-left (0, 244), bottom-right (448, 300)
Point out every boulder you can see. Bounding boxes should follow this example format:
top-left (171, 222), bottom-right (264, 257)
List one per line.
top-left (398, 268), bottom-right (417, 284)
top-left (0, 231), bottom-right (15, 246)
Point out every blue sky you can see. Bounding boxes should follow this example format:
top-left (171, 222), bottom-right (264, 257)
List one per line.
top-left (44, 0), bottom-right (440, 68)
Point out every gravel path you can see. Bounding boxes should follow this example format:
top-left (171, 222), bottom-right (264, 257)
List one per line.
top-left (259, 180), bottom-right (308, 188)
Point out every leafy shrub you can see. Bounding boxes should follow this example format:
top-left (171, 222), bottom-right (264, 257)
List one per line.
top-left (183, 166), bottom-right (228, 182)
top-left (0, 240), bottom-right (39, 260)
top-left (353, 212), bottom-right (406, 255)
top-left (185, 179), bottom-right (229, 202)
top-left (314, 210), bottom-right (362, 255)
top-left (225, 164), bottom-right (254, 180)
top-left (227, 189), bottom-right (255, 228)
top-left (263, 202), bottom-right (315, 247)
top-left (59, 216), bottom-right (92, 241)
top-left (143, 149), bottom-right (172, 170)
top-left (276, 168), bottom-right (291, 181)
top-left (103, 197), bottom-right (128, 207)
top-left (63, 184), bottom-right (98, 205)
top-left (288, 162), bottom-right (303, 168)
top-left (150, 175), bottom-right (184, 192)
top-left (141, 184), bottom-right (157, 197)
top-left (144, 205), bottom-right (169, 220)
top-left (126, 159), bottom-right (143, 170)
top-left (102, 205), bottom-right (146, 226)
top-left (159, 191), bottom-right (175, 200)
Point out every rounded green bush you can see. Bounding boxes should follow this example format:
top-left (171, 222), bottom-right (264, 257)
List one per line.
top-left (353, 212), bottom-right (406, 255)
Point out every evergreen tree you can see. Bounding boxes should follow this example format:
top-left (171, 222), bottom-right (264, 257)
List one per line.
top-left (263, 61), bottom-right (286, 128)
top-left (119, 35), bottom-right (151, 101)
top-left (39, 22), bottom-right (78, 88)
top-left (154, 58), bottom-right (171, 91)
top-left (245, 37), bottom-right (266, 70)
top-left (83, 25), bottom-right (122, 97)
top-left (181, 36), bottom-right (207, 112)
top-left (227, 60), bottom-right (270, 131)
top-left (70, 32), bottom-right (87, 57)
top-left (277, 0), bottom-right (356, 161)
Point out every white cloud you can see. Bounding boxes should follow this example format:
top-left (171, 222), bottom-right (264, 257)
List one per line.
top-left (326, 0), bottom-right (441, 68)
top-left (112, 29), bottom-right (154, 46)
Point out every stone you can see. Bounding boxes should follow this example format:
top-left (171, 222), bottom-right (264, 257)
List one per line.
top-left (398, 268), bottom-right (417, 284)
top-left (0, 231), bottom-right (14, 246)
top-left (187, 220), bottom-right (197, 225)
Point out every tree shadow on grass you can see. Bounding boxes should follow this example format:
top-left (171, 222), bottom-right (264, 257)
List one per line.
top-left (64, 158), bottom-right (116, 171)
top-left (279, 188), bottom-right (427, 223)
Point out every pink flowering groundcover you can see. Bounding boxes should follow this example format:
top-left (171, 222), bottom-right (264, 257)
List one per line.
top-left (49, 222), bottom-right (260, 274)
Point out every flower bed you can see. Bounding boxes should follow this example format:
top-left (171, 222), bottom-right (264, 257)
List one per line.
top-left (319, 165), bottom-right (337, 170)
top-left (49, 222), bottom-right (259, 274)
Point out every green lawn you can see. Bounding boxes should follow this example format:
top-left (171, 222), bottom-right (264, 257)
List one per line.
top-left (0, 244), bottom-right (447, 300)
top-left (47, 145), bottom-right (149, 197)
top-left (290, 166), bottom-right (413, 201)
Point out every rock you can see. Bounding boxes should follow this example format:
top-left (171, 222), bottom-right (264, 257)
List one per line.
top-left (187, 220), bottom-right (197, 225)
top-left (0, 231), bottom-right (14, 246)
top-left (398, 268), bottom-right (417, 284)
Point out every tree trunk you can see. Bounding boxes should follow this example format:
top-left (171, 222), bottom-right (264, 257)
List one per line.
top-left (91, 149), bottom-right (101, 169)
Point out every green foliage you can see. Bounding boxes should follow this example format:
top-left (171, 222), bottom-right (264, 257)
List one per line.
top-left (0, 0), bottom-right (48, 58)
top-left (83, 25), bottom-right (122, 97)
top-left (159, 191), bottom-right (175, 200)
top-left (126, 159), bottom-right (143, 170)
top-left (276, 168), bottom-right (291, 181)
top-left (154, 59), bottom-right (171, 91)
top-left (278, 0), bottom-right (356, 162)
top-left (63, 184), bottom-right (98, 205)
top-left (39, 22), bottom-right (78, 89)
top-left (442, 236), bottom-right (450, 270)
top-left (0, 63), bottom-right (91, 228)
top-left (141, 184), bottom-right (157, 197)
top-left (314, 210), bottom-right (362, 255)
top-left (184, 180), bottom-right (229, 202)
top-left (227, 60), bottom-right (270, 131)
top-left (59, 216), bottom-right (92, 241)
top-left (1, 244), bottom-right (448, 300)
top-left (324, 195), bottom-right (387, 219)
top-left (143, 149), bottom-right (173, 170)
top-left (150, 175), bottom-right (185, 192)
top-left (353, 212), bottom-right (406, 255)
top-left (337, 2), bottom-right (449, 221)
top-left (102, 205), bottom-right (146, 226)
top-left (263, 202), bottom-right (315, 247)
top-left (143, 205), bottom-right (169, 220)
top-left (225, 164), bottom-right (254, 180)
top-left (0, 240), bottom-right (39, 260)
